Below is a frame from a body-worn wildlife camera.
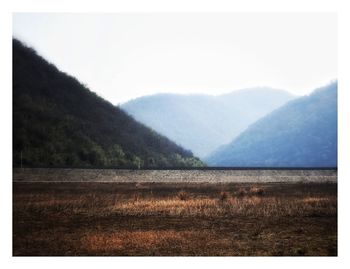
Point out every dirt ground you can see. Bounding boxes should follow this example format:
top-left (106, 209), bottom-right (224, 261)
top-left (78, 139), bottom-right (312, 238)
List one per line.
top-left (13, 182), bottom-right (337, 256)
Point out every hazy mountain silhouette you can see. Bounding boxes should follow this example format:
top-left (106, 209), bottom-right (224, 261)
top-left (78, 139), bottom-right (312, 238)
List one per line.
top-left (13, 39), bottom-right (204, 168)
top-left (121, 88), bottom-right (295, 158)
top-left (206, 82), bottom-right (337, 167)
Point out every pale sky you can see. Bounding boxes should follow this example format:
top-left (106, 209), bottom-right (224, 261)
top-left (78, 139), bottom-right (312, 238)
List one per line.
top-left (13, 13), bottom-right (337, 104)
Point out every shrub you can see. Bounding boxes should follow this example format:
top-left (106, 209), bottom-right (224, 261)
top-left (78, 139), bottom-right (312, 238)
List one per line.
top-left (132, 193), bottom-right (140, 202)
top-left (236, 188), bottom-right (247, 197)
top-left (249, 187), bottom-right (265, 196)
top-left (177, 190), bottom-right (189, 201)
top-left (219, 191), bottom-right (229, 202)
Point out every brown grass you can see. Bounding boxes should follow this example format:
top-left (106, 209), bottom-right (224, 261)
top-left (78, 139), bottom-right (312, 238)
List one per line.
top-left (13, 182), bottom-right (337, 256)
top-left (81, 230), bottom-right (197, 255)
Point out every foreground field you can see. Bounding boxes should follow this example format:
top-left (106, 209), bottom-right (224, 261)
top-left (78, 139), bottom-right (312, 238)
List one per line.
top-left (13, 182), bottom-right (337, 256)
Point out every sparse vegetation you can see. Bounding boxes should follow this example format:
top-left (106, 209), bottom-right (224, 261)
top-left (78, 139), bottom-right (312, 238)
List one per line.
top-left (219, 191), bottom-right (229, 202)
top-left (13, 182), bottom-right (337, 256)
top-left (234, 186), bottom-right (265, 197)
top-left (249, 186), bottom-right (265, 196)
top-left (177, 190), bottom-right (189, 201)
top-left (236, 187), bottom-right (247, 197)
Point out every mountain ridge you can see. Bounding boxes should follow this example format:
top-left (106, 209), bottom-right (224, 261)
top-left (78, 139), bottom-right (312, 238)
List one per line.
top-left (13, 39), bottom-right (204, 168)
top-left (121, 88), bottom-right (295, 158)
top-left (206, 81), bottom-right (337, 167)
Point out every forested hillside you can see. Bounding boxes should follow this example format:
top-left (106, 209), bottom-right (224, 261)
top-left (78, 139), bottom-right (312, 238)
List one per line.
top-left (206, 82), bottom-right (337, 167)
top-left (13, 39), bottom-right (204, 168)
top-left (122, 88), bottom-right (295, 157)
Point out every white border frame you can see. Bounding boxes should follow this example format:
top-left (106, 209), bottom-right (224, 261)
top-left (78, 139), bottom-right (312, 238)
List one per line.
top-left (1, 1), bottom-right (349, 268)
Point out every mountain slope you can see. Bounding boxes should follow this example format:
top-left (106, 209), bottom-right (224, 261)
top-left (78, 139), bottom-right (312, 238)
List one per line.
top-left (121, 88), bottom-right (295, 158)
top-left (13, 39), bottom-right (204, 168)
top-left (206, 82), bottom-right (337, 167)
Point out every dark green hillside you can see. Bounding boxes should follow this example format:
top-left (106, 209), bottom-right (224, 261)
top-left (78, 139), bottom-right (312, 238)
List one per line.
top-left (206, 82), bottom-right (337, 167)
top-left (13, 39), bottom-right (204, 168)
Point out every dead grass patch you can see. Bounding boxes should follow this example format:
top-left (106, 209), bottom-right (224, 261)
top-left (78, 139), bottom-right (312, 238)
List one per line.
top-left (81, 230), bottom-right (197, 254)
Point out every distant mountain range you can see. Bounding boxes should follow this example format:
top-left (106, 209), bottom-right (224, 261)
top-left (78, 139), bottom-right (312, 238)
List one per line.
top-left (13, 39), bottom-right (204, 168)
top-left (206, 82), bottom-right (337, 167)
top-left (121, 88), bottom-right (295, 158)
top-left (13, 38), bottom-right (337, 169)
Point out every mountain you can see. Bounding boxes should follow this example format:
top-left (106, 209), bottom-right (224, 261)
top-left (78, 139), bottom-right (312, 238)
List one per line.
top-left (13, 39), bottom-right (204, 168)
top-left (206, 82), bottom-right (337, 167)
top-left (121, 88), bottom-right (295, 158)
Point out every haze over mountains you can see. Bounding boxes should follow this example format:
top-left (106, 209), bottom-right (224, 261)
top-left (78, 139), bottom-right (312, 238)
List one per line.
top-left (206, 82), bottom-right (337, 167)
top-left (13, 39), bottom-right (204, 168)
top-left (121, 89), bottom-right (295, 158)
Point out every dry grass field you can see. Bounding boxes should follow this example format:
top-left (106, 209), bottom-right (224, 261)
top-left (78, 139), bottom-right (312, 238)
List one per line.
top-left (13, 182), bottom-right (337, 256)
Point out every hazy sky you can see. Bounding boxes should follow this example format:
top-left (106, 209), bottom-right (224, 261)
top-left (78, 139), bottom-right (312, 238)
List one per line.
top-left (13, 13), bottom-right (337, 104)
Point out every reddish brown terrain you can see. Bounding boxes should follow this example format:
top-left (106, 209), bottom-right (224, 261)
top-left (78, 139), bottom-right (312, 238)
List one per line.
top-left (13, 181), bottom-right (337, 256)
